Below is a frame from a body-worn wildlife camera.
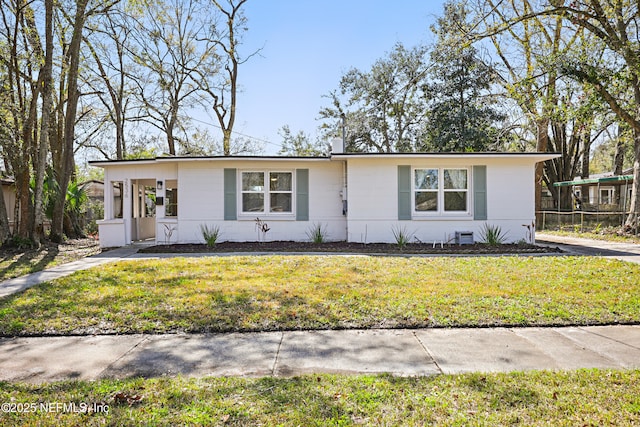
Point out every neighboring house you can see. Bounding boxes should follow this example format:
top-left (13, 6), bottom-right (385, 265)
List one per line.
top-left (553, 170), bottom-right (634, 212)
top-left (1, 178), bottom-right (16, 232)
top-left (0, 179), bottom-right (104, 236)
top-left (90, 148), bottom-right (557, 247)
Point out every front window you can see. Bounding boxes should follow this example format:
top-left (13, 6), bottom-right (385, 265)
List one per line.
top-left (413, 168), bottom-right (469, 215)
top-left (165, 180), bottom-right (178, 217)
top-left (111, 181), bottom-right (123, 219)
top-left (241, 171), bottom-right (293, 214)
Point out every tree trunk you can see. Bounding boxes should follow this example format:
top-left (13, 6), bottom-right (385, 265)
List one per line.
top-left (535, 118), bottom-right (549, 221)
top-left (580, 136), bottom-right (590, 206)
top-left (32, 0), bottom-right (54, 244)
top-left (625, 129), bottom-right (640, 231)
top-left (50, 0), bottom-right (89, 243)
top-left (613, 135), bottom-right (625, 176)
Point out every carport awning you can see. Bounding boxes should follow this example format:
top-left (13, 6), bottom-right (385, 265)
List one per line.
top-left (552, 175), bottom-right (634, 187)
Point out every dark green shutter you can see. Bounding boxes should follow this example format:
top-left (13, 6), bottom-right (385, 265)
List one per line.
top-left (398, 165), bottom-right (411, 220)
top-left (224, 168), bottom-right (237, 220)
top-left (296, 169), bottom-right (309, 221)
top-left (473, 166), bottom-right (487, 220)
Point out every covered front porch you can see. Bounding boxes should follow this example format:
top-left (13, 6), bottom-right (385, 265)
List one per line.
top-left (97, 173), bottom-right (178, 247)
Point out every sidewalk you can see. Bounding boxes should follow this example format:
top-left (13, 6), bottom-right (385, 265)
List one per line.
top-left (0, 325), bottom-right (639, 383)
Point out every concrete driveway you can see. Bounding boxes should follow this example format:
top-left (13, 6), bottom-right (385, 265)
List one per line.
top-left (536, 232), bottom-right (640, 264)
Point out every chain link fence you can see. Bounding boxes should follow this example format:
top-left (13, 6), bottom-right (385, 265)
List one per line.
top-left (537, 210), bottom-right (640, 235)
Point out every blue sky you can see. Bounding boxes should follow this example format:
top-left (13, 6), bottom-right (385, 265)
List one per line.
top-left (199, 1), bottom-right (447, 154)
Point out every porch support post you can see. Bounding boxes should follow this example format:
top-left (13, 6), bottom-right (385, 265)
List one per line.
top-left (123, 178), bottom-right (132, 245)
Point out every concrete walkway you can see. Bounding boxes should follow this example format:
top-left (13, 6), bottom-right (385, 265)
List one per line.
top-left (536, 232), bottom-right (640, 264)
top-left (0, 325), bottom-right (639, 383)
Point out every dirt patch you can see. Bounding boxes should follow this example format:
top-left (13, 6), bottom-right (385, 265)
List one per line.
top-left (139, 241), bottom-right (563, 255)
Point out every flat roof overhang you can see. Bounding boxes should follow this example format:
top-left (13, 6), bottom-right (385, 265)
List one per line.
top-left (331, 152), bottom-right (560, 162)
top-left (89, 155), bottom-right (331, 167)
top-left (89, 152), bottom-right (560, 167)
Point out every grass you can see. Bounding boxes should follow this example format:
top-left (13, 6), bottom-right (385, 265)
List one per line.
top-left (0, 255), bottom-right (639, 335)
top-left (0, 239), bottom-right (100, 282)
top-left (0, 370), bottom-right (638, 426)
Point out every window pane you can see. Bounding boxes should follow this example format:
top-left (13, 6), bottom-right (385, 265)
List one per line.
top-left (415, 169), bottom-right (438, 190)
top-left (270, 193), bottom-right (292, 212)
top-left (270, 172), bottom-right (292, 191)
top-left (112, 182), bottom-right (123, 219)
top-left (166, 187), bottom-right (178, 217)
top-left (444, 191), bottom-right (467, 211)
top-left (444, 169), bottom-right (467, 190)
top-left (242, 193), bottom-right (264, 212)
top-left (415, 192), bottom-right (438, 211)
top-left (242, 172), bottom-right (264, 191)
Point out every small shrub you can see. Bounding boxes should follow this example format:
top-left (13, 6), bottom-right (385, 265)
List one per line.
top-left (306, 223), bottom-right (328, 243)
top-left (200, 224), bottom-right (221, 248)
top-left (391, 225), bottom-right (414, 250)
top-left (480, 223), bottom-right (507, 246)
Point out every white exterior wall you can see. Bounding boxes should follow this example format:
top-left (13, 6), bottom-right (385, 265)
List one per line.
top-left (94, 154), bottom-right (550, 247)
top-left (177, 160), bottom-right (346, 243)
top-left (345, 157), bottom-right (537, 244)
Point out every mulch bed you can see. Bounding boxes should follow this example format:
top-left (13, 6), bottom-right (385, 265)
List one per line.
top-left (139, 241), bottom-right (563, 255)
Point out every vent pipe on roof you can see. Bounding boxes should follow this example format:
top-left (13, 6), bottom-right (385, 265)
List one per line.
top-left (331, 137), bottom-right (344, 154)
top-left (330, 113), bottom-right (347, 154)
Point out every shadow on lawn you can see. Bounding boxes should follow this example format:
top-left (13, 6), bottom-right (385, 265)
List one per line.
top-left (0, 245), bottom-right (60, 282)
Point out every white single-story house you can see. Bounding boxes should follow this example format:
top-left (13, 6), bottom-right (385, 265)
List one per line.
top-left (90, 148), bottom-right (558, 247)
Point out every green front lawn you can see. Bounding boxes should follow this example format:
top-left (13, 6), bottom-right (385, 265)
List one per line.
top-left (0, 255), bottom-right (638, 335)
top-left (1, 370), bottom-right (638, 426)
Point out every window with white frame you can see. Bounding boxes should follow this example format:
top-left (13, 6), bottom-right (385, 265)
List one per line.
top-left (413, 168), bottom-right (468, 214)
top-left (241, 171), bottom-right (293, 214)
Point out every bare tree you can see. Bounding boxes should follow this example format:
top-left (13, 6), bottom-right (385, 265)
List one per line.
top-left (545, 0), bottom-right (640, 230)
top-left (469, 0), bottom-right (611, 211)
top-left (0, 0), bottom-right (49, 241)
top-left (83, 5), bottom-right (136, 160)
top-left (128, 0), bottom-right (219, 156)
top-left (203, 0), bottom-right (254, 156)
top-left (49, 0), bottom-right (121, 242)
